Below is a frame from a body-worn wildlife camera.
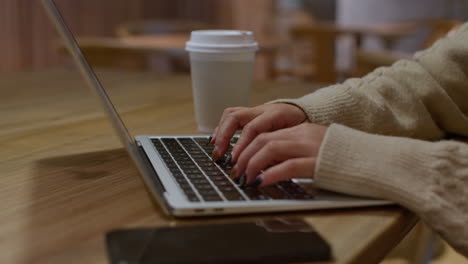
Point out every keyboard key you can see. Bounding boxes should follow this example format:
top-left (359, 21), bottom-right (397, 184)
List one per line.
top-left (278, 181), bottom-right (314, 200)
top-left (243, 186), bottom-right (268, 200)
top-left (194, 137), bottom-right (209, 144)
top-left (218, 185), bottom-right (236, 192)
top-left (198, 189), bottom-right (218, 196)
top-left (175, 177), bottom-right (187, 184)
top-left (172, 171), bottom-right (184, 178)
top-left (179, 182), bottom-right (192, 190)
top-left (199, 188), bottom-right (222, 201)
top-left (190, 153), bottom-right (205, 158)
top-left (186, 174), bottom-right (205, 180)
top-left (205, 170), bottom-right (224, 177)
top-left (203, 165), bottom-right (219, 170)
top-left (197, 161), bottom-right (213, 167)
top-left (192, 179), bottom-right (209, 185)
top-left (279, 181), bottom-right (304, 193)
top-left (180, 165), bottom-right (198, 171)
top-left (203, 195), bottom-right (223, 202)
top-left (198, 184), bottom-right (213, 190)
top-left (216, 183), bottom-right (245, 201)
top-left (212, 180), bottom-right (232, 187)
top-left (223, 192), bottom-right (245, 201)
top-left (208, 175), bottom-right (226, 181)
top-left (291, 193), bottom-right (314, 200)
top-left (260, 185), bottom-right (291, 199)
top-left (187, 194), bottom-right (200, 202)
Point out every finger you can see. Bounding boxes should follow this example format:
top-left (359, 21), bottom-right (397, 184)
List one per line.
top-left (212, 107), bottom-right (245, 144)
top-left (231, 124), bottom-right (304, 171)
top-left (212, 108), bottom-right (259, 160)
top-left (258, 157), bottom-right (316, 187)
top-left (244, 140), bottom-right (308, 184)
top-left (210, 126), bottom-right (218, 144)
top-left (232, 130), bottom-right (289, 179)
top-left (231, 112), bottom-right (288, 162)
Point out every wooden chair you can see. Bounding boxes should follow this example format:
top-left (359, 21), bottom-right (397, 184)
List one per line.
top-left (269, 7), bottom-right (316, 81)
top-left (286, 21), bottom-right (424, 83)
top-left (354, 19), bottom-right (462, 77)
top-left (288, 23), bottom-right (343, 83)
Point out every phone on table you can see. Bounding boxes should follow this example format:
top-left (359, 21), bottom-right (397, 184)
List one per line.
top-left (106, 218), bottom-right (332, 264)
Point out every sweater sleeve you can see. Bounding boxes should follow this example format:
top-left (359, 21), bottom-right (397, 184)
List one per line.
top-left (315, 124), bottom-right (468, 257)
top-left (272, 23), bottom-right (468, 140)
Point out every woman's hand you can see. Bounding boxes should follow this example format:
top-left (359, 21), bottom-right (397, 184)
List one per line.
top-left (230, 123), bottom-right (327, 187)
top-left (211, 103), bottom-right (308, 161)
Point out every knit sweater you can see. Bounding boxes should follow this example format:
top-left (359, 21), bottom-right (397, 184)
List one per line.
top-left (275, 23), bottom-right (468, 256)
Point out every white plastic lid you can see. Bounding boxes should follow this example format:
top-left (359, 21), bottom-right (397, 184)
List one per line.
top-left (186, 30), bottom-right (258, 53)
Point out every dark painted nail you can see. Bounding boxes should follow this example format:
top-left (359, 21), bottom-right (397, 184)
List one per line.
top-left (228, 152), bottom-right (235, 165)
top-left (233, 177), bottom-right (240, 184)
top-left (230, 166), bottom-right (238, 179)
top-left (238, 172), bottom-right (247, 188)
top-left (216, 155), bottom-right (226, 165)
top-left (207, 135), bottom-right (213, 145)
top-left (249, 177), bottom-right (262, 188)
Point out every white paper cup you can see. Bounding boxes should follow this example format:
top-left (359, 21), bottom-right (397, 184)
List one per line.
top-left (186, 30), bottom-right (258, 133)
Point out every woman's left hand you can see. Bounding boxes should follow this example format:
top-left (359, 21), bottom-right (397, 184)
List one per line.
top-left (230, 123), bottom-right (328, 187)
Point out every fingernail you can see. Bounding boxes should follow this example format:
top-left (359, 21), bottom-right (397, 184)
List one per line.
top-left (207, 135), bottom-right (213, 146)
top-left (231, 149), bottom-right (237, 162)
top-left (249, 177), bottom-right (262, 188)
top-left (238, 172), bottom-right (247, 188)
top-left (233, 177), bottom-right (240, 184)
top-left (230, 166), bottom-right (238, 179)
top-left (211, 146), bottom-right (219, 161)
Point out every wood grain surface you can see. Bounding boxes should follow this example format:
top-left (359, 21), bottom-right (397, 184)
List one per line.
top-left (0, 70), bottom-right (417, 263)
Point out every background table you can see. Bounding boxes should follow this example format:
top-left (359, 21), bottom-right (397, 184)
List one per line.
top-left (0, 70), bottom-right (417, 263)
top-left (70, 21), bottom-right (419, 82)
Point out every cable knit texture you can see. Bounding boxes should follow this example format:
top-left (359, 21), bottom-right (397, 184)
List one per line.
top-left (273, 23), bottom-right (468, 256)
top-left (317, 125), bottom-right (468, 255)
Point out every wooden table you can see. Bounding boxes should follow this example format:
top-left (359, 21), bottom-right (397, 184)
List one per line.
top-left (0, 70), bottom-right (417, 264)
top-left (76, 34), bottom-right (189, 53)
top-left (70, 34), bottom-right (280, 78)
top-left (71, 22), bottom-right (419, 82)
top-left (75, 34), bottom-right (280, 55)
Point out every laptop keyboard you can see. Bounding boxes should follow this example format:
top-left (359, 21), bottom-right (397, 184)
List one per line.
top-left (151, 137), bottom-right (313, 203)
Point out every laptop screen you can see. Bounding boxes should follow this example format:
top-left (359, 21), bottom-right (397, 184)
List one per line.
top-left (41, 0), bottom-right (170, 214)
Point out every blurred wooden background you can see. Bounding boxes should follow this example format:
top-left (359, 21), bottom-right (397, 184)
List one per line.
top-left (0, 0), bottom-right (274, 73)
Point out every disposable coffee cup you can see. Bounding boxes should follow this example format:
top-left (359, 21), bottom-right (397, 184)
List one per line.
top-left (186, 30), bottom-right (258, 133)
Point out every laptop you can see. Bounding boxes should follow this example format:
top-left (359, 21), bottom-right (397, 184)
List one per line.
top-left (42, 0), bottom-right (391, 217)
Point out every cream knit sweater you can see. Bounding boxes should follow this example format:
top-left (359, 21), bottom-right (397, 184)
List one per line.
top-left (276, 23), bottom-right (468, 256)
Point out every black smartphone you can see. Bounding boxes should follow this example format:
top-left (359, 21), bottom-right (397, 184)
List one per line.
top-left (106, 218), bottom-right (332, 264)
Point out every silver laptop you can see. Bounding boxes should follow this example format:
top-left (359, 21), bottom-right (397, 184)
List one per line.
top-left (42, 0), bottom-right (391, 217)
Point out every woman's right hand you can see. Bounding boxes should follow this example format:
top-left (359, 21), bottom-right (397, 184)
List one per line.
top-left (211, 103), bottom-right (308, 162)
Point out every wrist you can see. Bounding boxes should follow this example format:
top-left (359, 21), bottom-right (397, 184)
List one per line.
top-left (269, 84), bottom-right (362, 127)
top-left (274, 102), bottom-right (309, 124)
